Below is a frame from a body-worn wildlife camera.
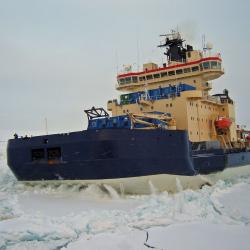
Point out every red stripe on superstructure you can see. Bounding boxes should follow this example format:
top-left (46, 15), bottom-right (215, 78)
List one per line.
top-left (117, 57), bottom-right (222, 78)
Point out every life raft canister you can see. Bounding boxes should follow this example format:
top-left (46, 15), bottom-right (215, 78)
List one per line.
top-left (215, 117), bottom-right (232, 129)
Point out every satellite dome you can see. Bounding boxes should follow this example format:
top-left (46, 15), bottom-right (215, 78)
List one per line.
top-left (206, 42), bottom-right (213, 50)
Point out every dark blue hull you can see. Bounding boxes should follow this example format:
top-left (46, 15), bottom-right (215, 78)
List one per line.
top-left (193, 150), bottom-right (250, 174)
top-left (7, 129), bottom-right (195, 181)
top-left (7, 129), bottom-right (250, 181)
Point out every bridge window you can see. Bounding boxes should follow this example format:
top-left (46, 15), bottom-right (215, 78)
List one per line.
top-left (146, 75), bottom-right (153, 80)
top-left (119, 78), bottom-right (125, 84)
top-left (176, 69), bottom-right (183, 75)
top-left (200, 64), bottom-right (203, 71)
top-left (211, 61), bottom-right (217, 69)
top-left (31, 148), bottom-right (45, 161)
top-left (192, 66), bottom-right (199, 72)
top-left (125, 77), bottom-right (132, 84)
top-left (168, 71), bottom-right (175, 76)
top-left (132, 76), bottom-right (138, 83)
top-left (218, 62), bottom-right (221, 69)
top-left (183, 68), bottom-right (191, 73)
top-left (203, 62), bottom-right (210, 69)
top-left (139, 76), bottom-right (146, 81)
top-left (161, 72), bottom-right (168, 77)
top-left (153, 74), bottom-right (160, 78)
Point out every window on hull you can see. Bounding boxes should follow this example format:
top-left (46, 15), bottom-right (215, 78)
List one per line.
top-left (47, 147), bottom-right (61, 160)
top-left (31, 148), bottom-right (45, 161)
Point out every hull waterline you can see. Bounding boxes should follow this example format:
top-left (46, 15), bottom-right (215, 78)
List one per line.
top-left (20, 165), bottom-right (250, 195)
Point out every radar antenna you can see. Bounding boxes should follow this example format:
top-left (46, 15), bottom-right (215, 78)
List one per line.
top-left (158, 30), bottom-right (193, 63)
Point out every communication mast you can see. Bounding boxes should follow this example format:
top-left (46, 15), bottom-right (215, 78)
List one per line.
top-left (202, 34), bottom-right (213, 56)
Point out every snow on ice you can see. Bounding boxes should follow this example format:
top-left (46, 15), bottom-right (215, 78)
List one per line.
top-left (0, 141), bottom-right (250, 250)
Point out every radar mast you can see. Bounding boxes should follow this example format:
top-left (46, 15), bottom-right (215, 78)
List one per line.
top-left (158, 30), bottom-right (193, 63)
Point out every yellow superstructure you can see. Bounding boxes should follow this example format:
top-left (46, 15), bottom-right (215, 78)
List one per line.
top-left (107, 31), bottom-right (242, 149)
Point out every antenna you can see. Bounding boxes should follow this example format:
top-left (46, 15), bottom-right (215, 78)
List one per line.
top-left (202, 34), bottom-right (213, 56)
top-left (136, 38), bottom-right (140, 71)
top-left (202, 34), bottom-right (206, 52)
top-left (115, 50), bottom-right (119, 74)
top-left (45, 118), bottom-right (48, 135)
top-left (158, 30), bottom-right (186, 63)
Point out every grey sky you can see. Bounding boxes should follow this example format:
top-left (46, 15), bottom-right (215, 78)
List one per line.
top-left (0, 0), bottom-right (250, 139)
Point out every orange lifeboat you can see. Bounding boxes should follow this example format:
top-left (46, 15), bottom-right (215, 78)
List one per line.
top-left (215, 117), bottom-right (232, 129)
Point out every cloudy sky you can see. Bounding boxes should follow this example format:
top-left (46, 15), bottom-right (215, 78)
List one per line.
top-left (0, 0), bottom-right (250, 139)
